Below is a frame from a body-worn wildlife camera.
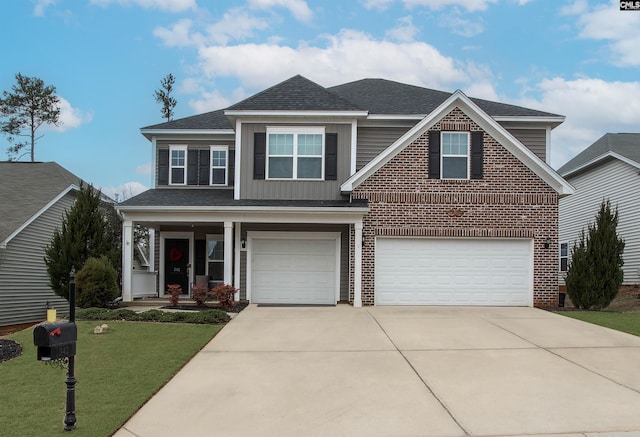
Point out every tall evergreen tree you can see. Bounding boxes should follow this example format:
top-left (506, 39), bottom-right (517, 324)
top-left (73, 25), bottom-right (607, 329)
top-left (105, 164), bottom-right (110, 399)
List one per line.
top-left (0, 73), bottom-right (61, 161)
top-left (44, 184), bottom-right (121, 300)
top-left (154, 73), bottom-right (177, 122)
top-left (565, 200), bottom-right (625, 309)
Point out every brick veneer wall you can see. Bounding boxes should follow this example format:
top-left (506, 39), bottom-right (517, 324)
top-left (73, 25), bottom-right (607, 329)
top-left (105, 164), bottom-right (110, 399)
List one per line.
top-left (350, 108), bottom-right (559, 307)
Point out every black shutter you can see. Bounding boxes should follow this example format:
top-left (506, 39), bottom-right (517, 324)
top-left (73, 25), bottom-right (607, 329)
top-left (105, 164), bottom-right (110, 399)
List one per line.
top-left (471, 131), bottom-right (484, 179)
top-left (195, 240), bottom-right (206, 276)
top-left (254, 132), bottom-right (266, 180)
top-left (187, 149), bottom-right (198, 185)
top-left (158, 149), bottom-right (169, 185)
top-left (325, 133), bottom-right (338, 180)
top-left (199, 149), bottom-right (210, 185)
top-left (228, 149), bottom-right (235, 186)
top-left (428, 131), bottom-right (441, 179)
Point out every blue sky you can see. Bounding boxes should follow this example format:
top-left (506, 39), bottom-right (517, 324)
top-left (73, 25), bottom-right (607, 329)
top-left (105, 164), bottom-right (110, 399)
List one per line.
top-left (2, 0), bottom-right (639, 199)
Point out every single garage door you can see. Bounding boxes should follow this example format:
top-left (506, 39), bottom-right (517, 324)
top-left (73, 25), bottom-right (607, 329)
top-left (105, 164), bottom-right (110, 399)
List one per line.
top-left (250, 233), bottom-right (339, 305)
top-left (375, 238), bottom-right (532, 306)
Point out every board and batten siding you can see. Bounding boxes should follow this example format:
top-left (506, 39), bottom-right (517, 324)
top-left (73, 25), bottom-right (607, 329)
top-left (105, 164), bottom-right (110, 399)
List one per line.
top-left (239, 123), bottom-right (352, 200)
top-left (0, 193), bottom-right (73, 326)
top-left (356, 126), bottom-right (412, 170)
top-left (559, 158), bottom-right (640, 285)
top-left (506, 129), bottom-right (546, 162)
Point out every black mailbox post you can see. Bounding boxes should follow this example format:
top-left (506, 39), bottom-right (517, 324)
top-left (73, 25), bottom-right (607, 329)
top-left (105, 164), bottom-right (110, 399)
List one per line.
top-left (33, 322), bottom-right (77, 361)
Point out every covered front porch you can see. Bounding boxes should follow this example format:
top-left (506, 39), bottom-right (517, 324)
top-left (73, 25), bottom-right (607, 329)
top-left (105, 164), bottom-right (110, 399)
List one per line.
top-left (117, 190), bottom-right (368, 307)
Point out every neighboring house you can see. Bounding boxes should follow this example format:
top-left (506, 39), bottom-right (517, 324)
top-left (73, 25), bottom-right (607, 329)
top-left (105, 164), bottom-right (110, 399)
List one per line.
top-left (0, 162), bottom-right (79, 327)
top-left (558, 133), bottom-right (640, 286)
top-left (118, 75), bottom-right (573, 308)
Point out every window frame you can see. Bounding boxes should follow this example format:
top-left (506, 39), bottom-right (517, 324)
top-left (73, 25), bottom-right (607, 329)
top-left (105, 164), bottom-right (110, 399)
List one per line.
top-left (440, 131), bottom-right (470, 180)
top-left (169, 145), bottom-right (188, 186)
top-left (560, 242), bottom-right (569, 272)
top-left (206, 234), bottom-right (224, 282)
top-left (210, 146), bottom-right (229, 186)
top-left (265, 126), bottom-right (325, 180)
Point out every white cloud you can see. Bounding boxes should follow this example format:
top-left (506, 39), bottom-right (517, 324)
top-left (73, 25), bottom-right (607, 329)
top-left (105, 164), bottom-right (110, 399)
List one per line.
top-left (567, 0), bottom-right (640, 66)
top-left (205, 8), bottom-right (270, 45)
top-left (361, 0), bottom-right (395, 10)
top-left (153, 19), bottom-right (202, 48)
top-left (47, 97), bottom-right (93, 132)
top-left (101, 182), bottom-right (148, 202)
top-left (373, 0), bottom-right (498, 12)
top-left (385, 16), bottom-right (419, 42)
top-left (34, 0), bottom-right (55, 16)
top-left (439, 12), bottom-right (484, 37)
top-left (196, 29), bottom-right (472, 91)
top-left (135, 162), bottom-right (153, 175)
top-left (90, 0), bottom-right (196, 13)
top-left (247, 0), bottom-right (313, 22)
top-left (514, 77), bottom-right (640, 168)
top-left (188, 89), bottom-right (233, 113)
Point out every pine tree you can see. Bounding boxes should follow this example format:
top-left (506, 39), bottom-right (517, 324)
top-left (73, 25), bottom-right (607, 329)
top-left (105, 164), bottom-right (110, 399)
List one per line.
top-left (565, 200), bottom-right (625, 309)
top-left (154, 73), bottom-right (177, 122)
top-left (44, 184), bottom-right (120, 300)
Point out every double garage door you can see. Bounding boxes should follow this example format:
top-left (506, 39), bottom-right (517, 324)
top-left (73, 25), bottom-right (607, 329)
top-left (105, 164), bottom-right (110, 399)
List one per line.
top-left (249, 233), bottom-right (340, 305)
top-left (375, 238), bottom-right (533, 306)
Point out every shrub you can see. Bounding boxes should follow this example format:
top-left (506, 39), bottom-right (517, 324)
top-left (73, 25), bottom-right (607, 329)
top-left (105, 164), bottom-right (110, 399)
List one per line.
top-left (210, 284), bottom-right (237, 309)
top-left (167, 284), bottom-right (182, 306)
top-left (566, 200), bottom-right (625, 310)
top-left (191, 284), bottom-right (210, 307)
top-left (111, 309), bottom-right (140, 321)
top-left (75, 256), bottom-right (120, 308)
top-left (184, 309), bottom-right (230, 324)
top-left (137, 309), bottom-right (165, 321)
top-left (76, 307), bottom-right (112, 320)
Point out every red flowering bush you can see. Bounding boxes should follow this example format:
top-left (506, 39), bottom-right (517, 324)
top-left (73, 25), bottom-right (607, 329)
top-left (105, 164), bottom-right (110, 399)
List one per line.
top-left (191, 284), bottom-right (210, 307)
top-left (210, 284), bottom-right (237, 309)
top-left (167, 284), bottom-right (182, 306)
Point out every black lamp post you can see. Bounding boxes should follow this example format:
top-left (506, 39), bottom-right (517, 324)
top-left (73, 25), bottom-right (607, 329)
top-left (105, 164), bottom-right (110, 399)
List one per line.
top-left (64, 269), bottom-right (77, 431)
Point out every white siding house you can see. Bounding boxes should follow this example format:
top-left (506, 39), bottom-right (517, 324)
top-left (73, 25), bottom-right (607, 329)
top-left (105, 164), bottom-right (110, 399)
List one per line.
top-left (558, 133), bottom-right (640, 285)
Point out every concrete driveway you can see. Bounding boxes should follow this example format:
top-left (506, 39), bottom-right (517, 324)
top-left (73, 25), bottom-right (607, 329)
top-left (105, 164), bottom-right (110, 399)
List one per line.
top-left (115, 305), bottom-right (640, 437)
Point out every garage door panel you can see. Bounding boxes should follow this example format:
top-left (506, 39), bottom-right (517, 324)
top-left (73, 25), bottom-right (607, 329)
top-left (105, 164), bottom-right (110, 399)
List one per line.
top-left (375, 238), bottom-right (532, 306)
top-left (251, 236), bottom-right (337, 305)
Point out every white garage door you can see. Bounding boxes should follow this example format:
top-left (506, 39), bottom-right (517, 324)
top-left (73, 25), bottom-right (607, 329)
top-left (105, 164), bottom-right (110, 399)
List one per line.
top-left (250, 233), bottom-right (339, 305)
top-left (375, 238), bottom-right (532, 306)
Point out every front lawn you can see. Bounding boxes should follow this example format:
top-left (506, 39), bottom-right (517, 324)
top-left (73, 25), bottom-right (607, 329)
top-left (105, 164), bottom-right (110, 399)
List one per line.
top-left (558, 311), bottom-right (640, 337)
top-left (0, 320), bottom-right (221, 437)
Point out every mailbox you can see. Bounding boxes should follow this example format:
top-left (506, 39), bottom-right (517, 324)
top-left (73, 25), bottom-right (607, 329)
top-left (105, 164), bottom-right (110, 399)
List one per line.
top-left (33, 321), bottom-right (77, 361)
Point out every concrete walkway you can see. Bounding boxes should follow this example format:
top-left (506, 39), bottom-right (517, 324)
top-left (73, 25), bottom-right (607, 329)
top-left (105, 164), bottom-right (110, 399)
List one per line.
top-left (115, 305), bottom-right (640, 437)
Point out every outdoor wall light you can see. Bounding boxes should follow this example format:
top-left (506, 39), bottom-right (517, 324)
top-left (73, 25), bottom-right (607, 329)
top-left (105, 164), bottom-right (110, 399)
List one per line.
top-left (241, 239), bottom-right (246, 249)
top-left (544, 237), bottom-right (551, 249)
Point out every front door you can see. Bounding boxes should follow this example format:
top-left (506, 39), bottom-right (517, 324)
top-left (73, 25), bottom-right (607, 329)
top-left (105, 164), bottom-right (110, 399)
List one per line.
top-left (165, 238), bottom-right (190, 295)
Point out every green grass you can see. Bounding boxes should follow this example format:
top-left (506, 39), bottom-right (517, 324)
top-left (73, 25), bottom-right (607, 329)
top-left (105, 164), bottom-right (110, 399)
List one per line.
top-left (0, 320), bottom-right (222, 437)
top-left (559, 311), bottom-right (640, 337)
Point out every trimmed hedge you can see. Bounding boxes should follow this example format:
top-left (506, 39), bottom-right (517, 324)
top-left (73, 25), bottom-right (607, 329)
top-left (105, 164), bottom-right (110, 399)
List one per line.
top-left (76, 307), bottom-right (231, 324)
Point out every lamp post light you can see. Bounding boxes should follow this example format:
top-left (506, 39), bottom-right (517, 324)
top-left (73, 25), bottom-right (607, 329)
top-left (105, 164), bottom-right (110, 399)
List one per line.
top-left (64, 269), bottom-right (77, 431)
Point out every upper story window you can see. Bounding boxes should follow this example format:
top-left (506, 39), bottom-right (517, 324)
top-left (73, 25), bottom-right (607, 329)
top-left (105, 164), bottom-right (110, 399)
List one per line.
top-left (560, 242), bottom-right (569, 272)
top-left (169, 145), bottom-right (187, 185)
top-left (441, 132), bottom-right (469, 179)
top-left (210, 146), bottom-right (228, 186)
top-left (266, 127), bottom-right (324, 180)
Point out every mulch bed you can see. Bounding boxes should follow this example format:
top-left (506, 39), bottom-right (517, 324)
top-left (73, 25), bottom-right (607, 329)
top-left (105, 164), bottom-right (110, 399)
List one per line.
top-left (0, 339), bottom-right (23, 363)
top-left (161, 300), bottom-right (249, 313)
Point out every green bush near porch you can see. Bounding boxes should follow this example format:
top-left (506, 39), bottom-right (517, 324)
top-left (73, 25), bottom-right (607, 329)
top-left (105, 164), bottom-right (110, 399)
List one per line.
top-left (0, 320), bottom-right (221, 437)
top-left (75, 307), bottom-right (231, 324)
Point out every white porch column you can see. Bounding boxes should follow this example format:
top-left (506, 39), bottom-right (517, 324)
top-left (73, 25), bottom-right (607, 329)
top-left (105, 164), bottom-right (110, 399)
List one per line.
top-left (224, 222), bottom-right (233, 287)
top-left (354, 220), bottom-right (363, 308)
top-left (122, 220), bottom-right (134, 302)
top-left (233, 223), bottom-right (241, 302)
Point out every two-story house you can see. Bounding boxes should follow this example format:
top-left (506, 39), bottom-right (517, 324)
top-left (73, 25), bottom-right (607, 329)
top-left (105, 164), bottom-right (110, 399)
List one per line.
top-left (117, 75), bottom-right (573, 308)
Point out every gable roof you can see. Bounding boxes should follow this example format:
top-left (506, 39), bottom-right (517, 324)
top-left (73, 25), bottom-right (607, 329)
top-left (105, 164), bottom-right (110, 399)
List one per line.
top-left (557, 133), bottom-right (640, 177)
top-left (0, 162), bottom-right (82, 245)
top-left (340, 90), bottom-right (574, 197)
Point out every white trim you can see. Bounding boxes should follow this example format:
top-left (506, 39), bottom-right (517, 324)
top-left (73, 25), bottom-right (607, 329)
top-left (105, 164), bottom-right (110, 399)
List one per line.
top-left (545, 126), bottom-right (551, 165)
top-left (559, 241), bottom-right (569, 273)
top-left (234, 119), bottom-right (242, 200)
top-left (492, 115), bottom-right (565, 124)
top-left (340, 90), bottom-right (574, 197)
top-left (366, 114), bottom-right (425, 120)
top-left (246, 231), bottom-right (341, 304)
top-left (350, 120), bottom-right (358, 176)
top-left (353, 221), bottom-right (363, 308)
top-left (224, 110), bottom-right (368, 118)
top-left (205, 233), bottom-right (224, 281)
top-left (151, 136), bottom-right (157, 188)
top-left (122, 220), bottom-right (134, 302)
top-left (1, 184), bottom-right (79, 248)
top-left (159, 232), bottom-right (194, 297)
top-left (223, 222), bottom-right (233, 286)
top-left (440, 131), bottom-right (470, 180)
top-left (560, 151), bottom-right (640, 178)
top-left (233, 223), bottom-right (241, 301)
top-left (210, 145), bottom-right (229, 186)
top-left (265, 126), bottom-right (325, 180)
top-left (169, 145), bottom-right (187, 186)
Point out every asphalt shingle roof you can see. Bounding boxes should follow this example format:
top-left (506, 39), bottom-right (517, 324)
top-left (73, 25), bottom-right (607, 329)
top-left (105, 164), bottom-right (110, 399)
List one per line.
top-left (119, 188), bottom-right (367, 209)
top-left (557, 133), bottom-right (640, 176)
top-left (0, 162), bottom-right (82, 243)
top-left (143, 75), bottom-right (562, 131)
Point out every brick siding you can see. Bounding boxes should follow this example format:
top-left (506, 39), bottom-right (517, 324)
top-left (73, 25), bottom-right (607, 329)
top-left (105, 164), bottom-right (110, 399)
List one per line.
top-left (350, 108), bottom-right (559, 307)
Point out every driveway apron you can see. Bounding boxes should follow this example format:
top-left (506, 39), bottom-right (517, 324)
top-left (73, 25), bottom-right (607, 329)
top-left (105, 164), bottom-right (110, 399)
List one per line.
top-left (115, 305), bottom-right (640, 437)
